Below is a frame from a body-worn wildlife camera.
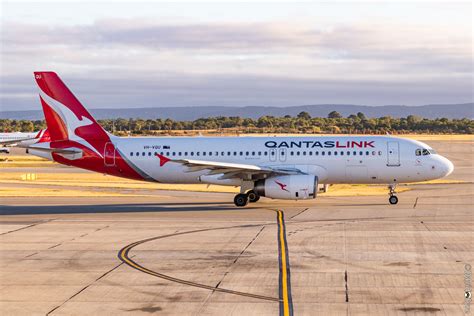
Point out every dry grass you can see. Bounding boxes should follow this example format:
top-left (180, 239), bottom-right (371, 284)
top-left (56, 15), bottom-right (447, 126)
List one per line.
top-left (0, 187), bottom-right (145, 197)
top-left (0, 155), bottom-right (53, 168)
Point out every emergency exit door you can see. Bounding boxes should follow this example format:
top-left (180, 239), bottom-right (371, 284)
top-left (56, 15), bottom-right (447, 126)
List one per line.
top-left (104, 142), bottom-right (116, 166)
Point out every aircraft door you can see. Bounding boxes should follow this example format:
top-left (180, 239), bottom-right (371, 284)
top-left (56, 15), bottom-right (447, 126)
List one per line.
top-left (269, 148), bottom-right (277, 162)
top-left (387, 141), bottom-right (400, 166)
top-left (104, 142), bottom-right (116, 166)
top-left (279, 148), bottom-right (287, 162)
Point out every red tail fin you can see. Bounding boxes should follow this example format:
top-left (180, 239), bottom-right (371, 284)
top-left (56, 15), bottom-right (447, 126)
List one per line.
top-left (34, 72), bottom-right (109, 155)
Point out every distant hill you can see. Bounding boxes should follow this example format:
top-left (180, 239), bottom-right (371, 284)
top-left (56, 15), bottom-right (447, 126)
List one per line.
top-left (1, 103), bottom-right (472, 120)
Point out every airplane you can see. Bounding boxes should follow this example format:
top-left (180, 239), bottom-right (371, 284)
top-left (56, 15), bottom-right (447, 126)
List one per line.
top-left (0, 129), bottom-right (50, 153)
top-left (25, 72), bottom-right (454, 207)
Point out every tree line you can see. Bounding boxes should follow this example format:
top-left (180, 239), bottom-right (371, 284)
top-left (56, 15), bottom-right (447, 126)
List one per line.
top-left (1, 111), bottom-right (473, 135)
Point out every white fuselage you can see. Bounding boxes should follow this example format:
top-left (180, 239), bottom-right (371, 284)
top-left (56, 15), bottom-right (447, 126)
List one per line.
top-left (111, 135), bottom-right (453, 185)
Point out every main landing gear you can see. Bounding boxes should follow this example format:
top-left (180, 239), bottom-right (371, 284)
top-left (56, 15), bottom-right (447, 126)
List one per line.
top-left (388, 185), bottom-right (398, 205)
top-left (233, 190), bottom-right (260, 207)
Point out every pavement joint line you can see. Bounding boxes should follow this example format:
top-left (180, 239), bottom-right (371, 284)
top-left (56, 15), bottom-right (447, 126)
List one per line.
top-left (289, 207), bottom-right (309, 220)
top-left (344, 270), bottom-right (349, 303)
top-left (197, 225), bottom-right (267, 314)
top-left (118, 224), bottom-right (280, 302)
top-left (46, 260), bottom-right (125, 315)
top-left (0, 219), bottom-right (54, 236)
top-left (419, 221), bottom-right (460, 262)
top-left (413, 197), bottom-right (419, 208)
top-left (276, 210), bottom-right (294, 316)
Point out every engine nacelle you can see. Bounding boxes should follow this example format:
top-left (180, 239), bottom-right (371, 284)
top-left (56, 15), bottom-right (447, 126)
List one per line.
top-left (254, 175), bottom-right (318, 200)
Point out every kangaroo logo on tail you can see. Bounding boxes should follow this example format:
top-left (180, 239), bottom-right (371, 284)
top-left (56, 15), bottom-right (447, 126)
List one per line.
top-left (38, 89), bottom-right (103, 157)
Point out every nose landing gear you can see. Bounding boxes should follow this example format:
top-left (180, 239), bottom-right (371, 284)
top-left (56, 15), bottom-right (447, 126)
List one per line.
top-left (388, 185), bottom-right (398, 205)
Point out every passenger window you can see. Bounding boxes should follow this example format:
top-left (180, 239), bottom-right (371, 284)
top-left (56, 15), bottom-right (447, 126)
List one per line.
top-left (359, 151), bottom-right (363, 155)
top-left (290, 151), bottom-right (294, 156)
top-left (353, 151), bottom-right (357, 156)
top-left (372, 151), bottom-right (376, 156)
top-left (130, 152), bottom-right (133, 156)
top-left (347, 151), bottom-right (350, 156)
top-left (334, 151), bottom-right (338, 156)
top-left (303, 151), bottom-right (306, 156)
top-left (142, 152), bottom-right (145, 156)
top-left (196, 152), bottom-right (200, 156)
top-left (378, 151), bottom-right (382, 155)
top-left (366, 151), bottom-right (369, 155)
top-left (271, 151), bottom-right (275, 156)
top-left (315, 151), bottom-right (319, 156)
top-left (191, 152), bottom-right (194, 156)
top-left (148, 152), bottom-right (152, 156)
top-left (240, 152), bottom-right (243, 156)
top-left (258, 151), bottom-right (261, 156)
top-left (322, 151), bottom-right (325, 156)
top-left (296, 151), bottom-right (300, 156)
top-left (184, 152), bottom-right (188, 156)
top-left (246, 152), bottom-right (249, 156)
top-left (264, 152), bottom-right (268, 156)
top-left (203, 152), bottom-right (206, 156)
top-left (341, 151), bottom-right (344, 156)
top-left (178, 152), bottom-right (182, 156)
top-left (228, 152), bottom-right (231, 156)
top-left (309, 151), bottom-right (312, 156)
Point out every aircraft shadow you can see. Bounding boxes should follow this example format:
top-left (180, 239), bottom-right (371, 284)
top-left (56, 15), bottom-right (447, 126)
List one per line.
top-left (0, 202), bottom-right (243, 215)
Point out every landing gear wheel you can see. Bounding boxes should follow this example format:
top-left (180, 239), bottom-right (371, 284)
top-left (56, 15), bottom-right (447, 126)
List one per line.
top-left (388, 184), bottom-right (398, 205)
top-left (247, 190), bottom-right (260, 203)
top-left (389, 195), bottom-right (398, 205)
top-left (234, 193), bottom-right (249, 207)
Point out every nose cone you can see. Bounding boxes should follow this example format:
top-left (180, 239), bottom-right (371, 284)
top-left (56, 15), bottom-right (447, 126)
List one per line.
top-left (440, 156), bottom-right (454, 177)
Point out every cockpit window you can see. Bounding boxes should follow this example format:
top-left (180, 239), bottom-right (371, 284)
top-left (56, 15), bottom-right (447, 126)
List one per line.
top-left (416, 148), bottom-right (435, 156)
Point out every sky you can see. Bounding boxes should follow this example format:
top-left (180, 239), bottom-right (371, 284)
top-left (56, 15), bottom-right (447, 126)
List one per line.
top-left (0, 1), bottom-right (472, 111)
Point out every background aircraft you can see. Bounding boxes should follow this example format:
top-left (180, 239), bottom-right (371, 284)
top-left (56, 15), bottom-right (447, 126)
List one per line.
top-left (0, 129), bottom-right (49, 153)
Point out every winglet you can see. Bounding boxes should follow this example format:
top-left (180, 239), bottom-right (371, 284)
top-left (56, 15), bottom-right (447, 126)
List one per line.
top-left (155, 153), bottom-right (171, 167)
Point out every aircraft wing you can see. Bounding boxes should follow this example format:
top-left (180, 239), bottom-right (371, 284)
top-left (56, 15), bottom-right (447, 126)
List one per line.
top-left (156, 153), bottom-right (303, 179)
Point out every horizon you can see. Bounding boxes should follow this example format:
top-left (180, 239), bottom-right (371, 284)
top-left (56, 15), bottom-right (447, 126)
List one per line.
top-left (1, 102), bottom-right (474, 113)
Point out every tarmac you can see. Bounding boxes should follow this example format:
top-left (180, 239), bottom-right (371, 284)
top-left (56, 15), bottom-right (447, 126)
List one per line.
top-left (0, 139), bottom-right (472, 315)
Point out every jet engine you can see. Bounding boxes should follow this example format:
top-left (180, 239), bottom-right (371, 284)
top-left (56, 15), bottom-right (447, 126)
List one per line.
top-left (254, 175), bottom-right (318, 200)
